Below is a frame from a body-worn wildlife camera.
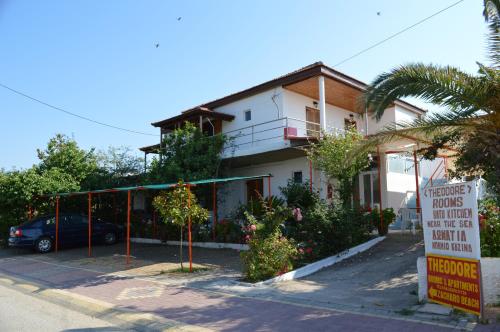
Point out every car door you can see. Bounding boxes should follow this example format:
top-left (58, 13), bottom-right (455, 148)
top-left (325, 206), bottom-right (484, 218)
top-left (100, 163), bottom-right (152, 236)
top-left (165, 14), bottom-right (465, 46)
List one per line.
top-left (63, 215), bottom-right (88, 246)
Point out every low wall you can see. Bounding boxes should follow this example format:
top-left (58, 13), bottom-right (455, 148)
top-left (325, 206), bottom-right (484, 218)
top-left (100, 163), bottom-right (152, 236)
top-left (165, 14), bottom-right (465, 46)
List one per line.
top-left (417, 256), bottom-right (500, 305)
top-left (130, 238), bottom-right (249, 251)
top-left (258, 236), bottom-right (386, 285)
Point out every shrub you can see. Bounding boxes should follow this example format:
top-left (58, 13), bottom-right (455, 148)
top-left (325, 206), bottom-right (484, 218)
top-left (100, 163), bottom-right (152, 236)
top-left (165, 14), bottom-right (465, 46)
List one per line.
top-left (364, 207), bottom-right (395, 235)
top-left (479, 199), bottom-right (500, 257)
top-left (240, 198), bottom-right (296, 281)
top-left (241, 231), bottom-right (297, 282)
top-left (280, 180), bottom-right (319, 210)
top-left (215, 219), bottom-right (244, 243)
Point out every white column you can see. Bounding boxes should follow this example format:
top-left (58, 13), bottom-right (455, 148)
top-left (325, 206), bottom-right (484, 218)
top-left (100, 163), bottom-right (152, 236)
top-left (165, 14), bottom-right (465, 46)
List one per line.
top-left (318, 75), bottom-right (326, 132)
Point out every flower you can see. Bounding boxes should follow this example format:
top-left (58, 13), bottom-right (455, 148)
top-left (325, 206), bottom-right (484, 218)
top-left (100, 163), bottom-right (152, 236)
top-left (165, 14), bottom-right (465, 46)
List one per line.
top-left (249, 224), bottom-right (257, 232)
top-left (305, 247), bottom-right (313, 254)
top-left (298, 248), bottom-right (304, 254)
top-left (293, 208), bottom-right (303, 222)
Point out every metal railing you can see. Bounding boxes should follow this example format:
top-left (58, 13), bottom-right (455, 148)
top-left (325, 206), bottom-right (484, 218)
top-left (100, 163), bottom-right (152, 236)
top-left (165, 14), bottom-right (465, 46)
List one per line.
top-left (222, 117), bottom-right (347, 151)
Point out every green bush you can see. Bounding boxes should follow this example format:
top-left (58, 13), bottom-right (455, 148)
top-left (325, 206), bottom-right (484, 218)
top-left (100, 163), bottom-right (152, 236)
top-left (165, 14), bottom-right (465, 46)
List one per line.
top-left (364, 207), bottom-right (395, 235)
top-left (240, 198), bottom-right (296, 281)
top-left (241, 231), bottom-right (297, 282)
top-left (280, 180), bottom-right (319, 210)
top-left (215, 219), bottom-right (244, 243)
top-left (479, 198), bottom-right (500, 257)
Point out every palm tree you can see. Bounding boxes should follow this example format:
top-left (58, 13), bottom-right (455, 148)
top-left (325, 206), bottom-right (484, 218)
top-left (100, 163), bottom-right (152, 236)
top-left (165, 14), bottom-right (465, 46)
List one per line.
top-left (358, 0), bottom-right (500, 194)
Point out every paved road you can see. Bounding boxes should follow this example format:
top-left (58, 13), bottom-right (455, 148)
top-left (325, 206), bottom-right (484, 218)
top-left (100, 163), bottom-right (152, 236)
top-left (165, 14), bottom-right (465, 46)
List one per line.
top-left (0, 283), bottom-right (124, 332)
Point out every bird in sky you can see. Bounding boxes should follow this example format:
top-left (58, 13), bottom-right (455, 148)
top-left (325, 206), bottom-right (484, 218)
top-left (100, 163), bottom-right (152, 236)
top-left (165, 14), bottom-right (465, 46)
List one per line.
top-left (155, 43), bottom-right (160, 48)
top-left (377, 11), bottom-right (381, 16)
top-left (177, 17), bottom-right (182, 21)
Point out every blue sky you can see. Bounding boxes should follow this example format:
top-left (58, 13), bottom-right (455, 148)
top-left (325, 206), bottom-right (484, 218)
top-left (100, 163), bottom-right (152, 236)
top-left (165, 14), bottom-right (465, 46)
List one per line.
top-left (0, 0), bottom-right (488, 169)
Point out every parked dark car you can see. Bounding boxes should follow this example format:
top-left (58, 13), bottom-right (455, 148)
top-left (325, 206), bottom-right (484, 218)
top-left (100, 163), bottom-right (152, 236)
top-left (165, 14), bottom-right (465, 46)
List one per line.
top-left (8, 214), bottom-right (123, 253)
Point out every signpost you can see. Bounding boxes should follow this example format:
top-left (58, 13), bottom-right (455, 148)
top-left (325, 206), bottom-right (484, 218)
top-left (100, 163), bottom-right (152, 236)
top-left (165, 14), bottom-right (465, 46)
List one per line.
top-left (421, 181), bottom-right (482, 316)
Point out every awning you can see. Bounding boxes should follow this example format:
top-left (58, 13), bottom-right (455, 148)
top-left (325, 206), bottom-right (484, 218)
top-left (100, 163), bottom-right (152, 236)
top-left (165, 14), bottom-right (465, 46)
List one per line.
top-left (43, 174), bottom-right (273, 197)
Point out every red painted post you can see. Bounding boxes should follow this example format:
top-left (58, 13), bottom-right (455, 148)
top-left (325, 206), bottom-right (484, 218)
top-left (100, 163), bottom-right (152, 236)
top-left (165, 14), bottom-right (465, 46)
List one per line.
top-left (268, 176), bottom-right (272, 206)
top-left (376, 147), bottom-right (384, 232)
top-left (413, 150), bottom-right (421, 212)
top-left (212, 182), bottom-right (217, 241)
top-left (88, 192), bottom-right (92, 257)
top-left (55, 196), bottom-right (59, 253)
top-left (126, 190), bottom-right (131, 265)
top-left (309, 160), bottom-right (313, 193)
top-left (187, 184), bottom-right (193, 273)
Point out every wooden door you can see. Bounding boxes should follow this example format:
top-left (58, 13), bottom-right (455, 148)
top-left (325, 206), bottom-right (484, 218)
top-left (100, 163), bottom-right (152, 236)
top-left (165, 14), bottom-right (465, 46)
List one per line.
top-left (246, 179), bottom-right (263, 203)
top-left (306, 107), bottom-right (320, 137)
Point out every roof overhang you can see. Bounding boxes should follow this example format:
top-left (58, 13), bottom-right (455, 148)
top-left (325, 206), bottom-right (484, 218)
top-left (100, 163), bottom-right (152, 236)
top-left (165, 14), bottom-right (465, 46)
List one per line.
top-left (151, 106), bottom-right (235, 129)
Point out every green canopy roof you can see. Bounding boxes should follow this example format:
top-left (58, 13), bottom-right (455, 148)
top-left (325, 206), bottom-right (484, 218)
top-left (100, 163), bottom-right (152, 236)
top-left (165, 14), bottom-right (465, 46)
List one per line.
top-left (44, 174), bottom-right (273, 197)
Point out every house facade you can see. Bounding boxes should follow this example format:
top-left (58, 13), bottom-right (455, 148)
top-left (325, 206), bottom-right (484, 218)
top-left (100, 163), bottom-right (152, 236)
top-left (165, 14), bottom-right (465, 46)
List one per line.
top-left (140, 62), bottom-right (431, 219)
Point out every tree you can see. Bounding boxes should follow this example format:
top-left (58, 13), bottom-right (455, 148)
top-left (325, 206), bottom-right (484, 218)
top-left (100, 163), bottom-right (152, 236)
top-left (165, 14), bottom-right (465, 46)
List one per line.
top-left (358, 1), bottom-right (500, 196)
top-left (152, 181), bottom-right (209, 270)
top-left (37, 134), bottom-right (98, 184)
top-left (308, 129), bottom-right (369, 207)
top-left (148, 122), bottom-right (228, 183)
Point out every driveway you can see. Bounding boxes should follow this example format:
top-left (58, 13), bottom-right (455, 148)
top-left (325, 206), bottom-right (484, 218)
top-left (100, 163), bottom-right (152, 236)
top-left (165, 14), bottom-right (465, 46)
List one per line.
top-left (273, 233), bottom-right (424, 313)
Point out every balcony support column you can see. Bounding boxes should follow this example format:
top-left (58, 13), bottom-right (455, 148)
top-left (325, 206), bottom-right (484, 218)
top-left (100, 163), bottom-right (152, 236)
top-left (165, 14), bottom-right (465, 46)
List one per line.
top-left (318, 75), bottom-right (326, 132)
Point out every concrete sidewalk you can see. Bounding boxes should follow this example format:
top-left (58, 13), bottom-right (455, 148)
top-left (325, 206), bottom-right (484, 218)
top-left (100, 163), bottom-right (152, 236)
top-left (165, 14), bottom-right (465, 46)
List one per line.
top-left (0, 248), bottom-right (487, 331)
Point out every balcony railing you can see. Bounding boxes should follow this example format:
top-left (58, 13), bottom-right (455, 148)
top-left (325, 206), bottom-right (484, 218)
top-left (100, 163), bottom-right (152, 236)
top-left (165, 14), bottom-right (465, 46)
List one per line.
top-left (222, 117), bottom-right (347, 154)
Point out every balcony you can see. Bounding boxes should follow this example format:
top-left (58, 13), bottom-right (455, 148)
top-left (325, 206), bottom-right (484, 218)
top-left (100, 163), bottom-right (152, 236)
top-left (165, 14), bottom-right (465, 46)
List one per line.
top-left (221, 117), bottom-right (347, 159)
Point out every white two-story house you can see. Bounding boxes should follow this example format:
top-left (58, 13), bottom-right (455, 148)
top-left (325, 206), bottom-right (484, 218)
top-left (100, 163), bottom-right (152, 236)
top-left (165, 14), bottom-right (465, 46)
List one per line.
top-left (140, 62), bottom-right (432, 219)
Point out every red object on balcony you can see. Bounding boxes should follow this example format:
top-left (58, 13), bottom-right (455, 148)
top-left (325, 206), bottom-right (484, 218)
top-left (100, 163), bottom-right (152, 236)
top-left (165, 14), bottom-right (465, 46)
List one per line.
top-left (284, 127), bottom-right (297, 139)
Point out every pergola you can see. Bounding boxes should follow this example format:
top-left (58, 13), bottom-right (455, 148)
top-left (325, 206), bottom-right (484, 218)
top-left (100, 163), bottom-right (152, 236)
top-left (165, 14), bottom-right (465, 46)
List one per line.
top-left (373, 133), bottom-right (458, 229)
top-left (40, 174), bottom-right (273, 272)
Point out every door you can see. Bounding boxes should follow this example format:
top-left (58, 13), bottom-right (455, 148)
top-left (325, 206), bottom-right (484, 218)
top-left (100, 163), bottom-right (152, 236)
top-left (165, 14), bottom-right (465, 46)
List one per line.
top-left (306, 107), bottom-right (320, 137)
top-left (63, 215), bottom-right (88, 246)
top-left (359, 171), bottom-right (380, 208)
top-left (246, 179), bottom-right (263, 203)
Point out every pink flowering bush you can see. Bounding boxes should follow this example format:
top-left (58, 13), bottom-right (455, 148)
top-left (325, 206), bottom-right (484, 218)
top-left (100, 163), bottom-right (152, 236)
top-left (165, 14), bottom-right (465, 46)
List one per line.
top-left (240, 198), bottom-right (297, 282)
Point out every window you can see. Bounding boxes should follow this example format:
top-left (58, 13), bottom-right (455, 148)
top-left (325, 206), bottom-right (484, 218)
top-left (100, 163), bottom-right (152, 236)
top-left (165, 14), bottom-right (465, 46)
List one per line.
top-left (244, 110), bottom-right (252, 121)
top-left (306, 107), bottom-right (320, 137)
top-left (293, 171), bottom-right (303, 184)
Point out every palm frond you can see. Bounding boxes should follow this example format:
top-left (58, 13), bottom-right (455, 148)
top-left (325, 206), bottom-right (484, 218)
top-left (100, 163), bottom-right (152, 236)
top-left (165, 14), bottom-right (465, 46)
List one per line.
top-left (361, 64), bottom-right (493, 120)
top-left (484, 1), bottom-right (500, 67)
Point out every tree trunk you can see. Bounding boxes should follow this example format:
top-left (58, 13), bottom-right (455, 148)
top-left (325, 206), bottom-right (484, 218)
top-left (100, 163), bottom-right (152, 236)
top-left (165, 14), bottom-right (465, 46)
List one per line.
top-left (179, 226), bottom-right (183, 270)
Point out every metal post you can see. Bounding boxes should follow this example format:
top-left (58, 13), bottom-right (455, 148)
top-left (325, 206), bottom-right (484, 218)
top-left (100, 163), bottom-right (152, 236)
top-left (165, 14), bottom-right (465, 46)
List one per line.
top-left (413, 150), bottom-right (421, 212)
top-left (187, 184), bottom-right (193, 273)
top-left (88, 193), bottom-right (92, 257)
top-left (126, 190), bottom-right (131, 265)
top-left (212, 182), bottom-right (217, 241)
top-left (55, 196), bottom-right (59, 253)
top-left (376, 146), bottom-right (384, 232)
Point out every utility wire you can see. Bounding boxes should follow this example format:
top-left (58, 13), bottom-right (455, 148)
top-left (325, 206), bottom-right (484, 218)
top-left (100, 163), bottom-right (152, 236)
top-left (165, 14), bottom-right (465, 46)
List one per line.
top-left (333, 0), bottom-right (466, 67)
top-left (0, 82), bottom-right (158, 137)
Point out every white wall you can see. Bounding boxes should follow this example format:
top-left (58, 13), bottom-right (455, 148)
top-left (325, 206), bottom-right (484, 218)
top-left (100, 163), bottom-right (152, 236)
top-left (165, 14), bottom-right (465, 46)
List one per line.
top-left (282, 89), bottom-right (363, 135)
top-left (217, 156), bottom-right (321, 218)
top-left (216, 88), bottom-right (287, 157)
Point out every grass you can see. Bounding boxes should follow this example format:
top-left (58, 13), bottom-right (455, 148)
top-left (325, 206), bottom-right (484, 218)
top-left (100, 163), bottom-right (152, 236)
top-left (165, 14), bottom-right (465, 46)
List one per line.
top-left (159, 266), bottom-right (210, 274)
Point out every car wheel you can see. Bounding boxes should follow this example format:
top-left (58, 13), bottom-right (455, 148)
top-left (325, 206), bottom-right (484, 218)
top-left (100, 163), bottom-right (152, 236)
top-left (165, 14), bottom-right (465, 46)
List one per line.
top-left (36, 237), bottom-right (53, 253)
top-left (103, 232), bottom-right (117, 245)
